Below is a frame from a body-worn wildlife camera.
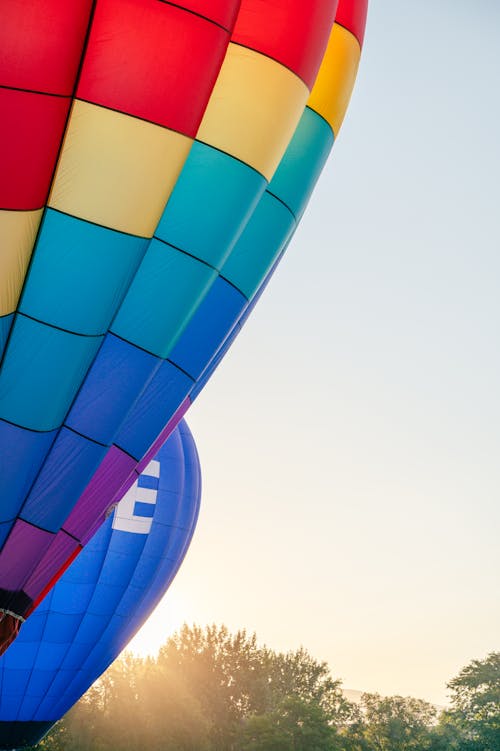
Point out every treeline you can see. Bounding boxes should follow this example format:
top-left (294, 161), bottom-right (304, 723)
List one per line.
top-left (34, 626), bottom-right (499, 751)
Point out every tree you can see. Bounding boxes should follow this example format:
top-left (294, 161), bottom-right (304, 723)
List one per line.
top-left (445, 652), bottom-right (500, 751)
top-left (359, 693), bottom-right (437, 751)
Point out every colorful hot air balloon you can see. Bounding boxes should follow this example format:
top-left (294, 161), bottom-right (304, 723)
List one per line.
top-left (0, 420), bottom-right (201, 751)
top-left (55, 0), bottom-right (369, 562)
top-left (0, 0), bottom-right (365, 652)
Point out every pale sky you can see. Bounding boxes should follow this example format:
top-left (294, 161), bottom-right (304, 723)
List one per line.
top-left (130, 0), bottom-right (500, 706)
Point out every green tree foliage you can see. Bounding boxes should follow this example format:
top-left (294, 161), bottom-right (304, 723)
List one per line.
top-left (357, 693), bottom-right (437, 751)
top-left (444, 651), bottom-right (500, 751)
top-left (30, 629), bottom-right (498, 751)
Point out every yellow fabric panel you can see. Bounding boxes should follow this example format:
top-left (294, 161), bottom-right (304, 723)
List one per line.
top-left (48, 101), bottom-right (192, 237)
top-left (307, 23), bottom-right (361, 137)
top-left (197, 44), bottom-right (309, 181)
top-left (0, 209), bottom-right (43, 316)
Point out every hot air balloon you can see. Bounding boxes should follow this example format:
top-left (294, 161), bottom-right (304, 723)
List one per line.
top-left (51, 0), bottom-right (369, 560)
top-left (0, 0), bottom-right (365, 651)
top-left (0, 420), bottom-right (200, 750)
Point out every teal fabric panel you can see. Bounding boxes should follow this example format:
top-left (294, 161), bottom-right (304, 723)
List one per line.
top-left (155, 141), bottom-right (265, 269)
top-left (0, 314), bottom-right (13, 359)
top-left (268, 107), bottom-right (333, 219)
top-left (221, 193), bottom-right (296, 300)
top-left (0, 316), bottom-right (102, 431)
top-left (19, 209), bottom-right (148, 336)
top-left (111, 239), bottom-right (215, 358)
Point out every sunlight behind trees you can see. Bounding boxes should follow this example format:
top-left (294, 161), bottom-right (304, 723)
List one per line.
top-left (29, 626), bottom-right (499, 751)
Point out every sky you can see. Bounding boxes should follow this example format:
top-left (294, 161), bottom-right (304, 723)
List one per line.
top-left (130, 0), bottom-right (500, 706)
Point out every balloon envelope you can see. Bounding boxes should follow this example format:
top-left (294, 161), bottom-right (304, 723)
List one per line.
top-left (0, 0), bottom-right (340, 647)
top-left (0, 420), bottom-right (201, 751)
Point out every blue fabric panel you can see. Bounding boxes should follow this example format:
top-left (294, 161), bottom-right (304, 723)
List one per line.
top-left (0, 420), bottom-right (57, 524)
top-left (125, 553), bottom-right (161, 591)
top-left (134, 501), bottom-right (155, 518)
top-left (111, 239), bottom-right (216, 358)
top-left (14, 608), bottom-right (50, 645)
top-left (60, 641), bottom-right (93, 672)
top-left (2, 641), bottom-right (40, 671)
top-left (37, 670), bottom-right (74, 705)
top-left (269, 107), bottom-right (333, 218)
top-left (86, 582), bottom-right (125, 618)
top-left (97, 547), bottom-right (142, 589)
top-left (106, 528), bottom-right (144, 558)
top-left (0, 314), bottom-right (13, 360)
top-left (19, 209), bottom-right (148, 336)
top-left (0, 316), bottom-right (102, 431)
top-left (66, 334), bottom-right (159, 446)
top-left (169, 276), bottom-right (247, 379)
top-left (43, 613), bottom-right (82, 645)
top-left (0, 522), bottom-right (12, 549)
top-left (137, 474), bottom-right (158, 490)
top-left (34, 645), bottom-right (67, 671)
top-left (115, 361), bottom-right (193, 460)
top-left (20, 429), bottom-right (106, 533)
top-left (17, 694), bottom-right (45, 720)
top-left (221, 192), bottom-right (296, 300)
top-left (0, 691), bottom-right (25, 719)
top-left (155, 141), bottom-right (265, 269)
top-left (114, 584), bottom-right (143, 618)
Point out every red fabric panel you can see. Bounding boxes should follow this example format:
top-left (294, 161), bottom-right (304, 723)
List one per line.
top-left (0, 0), bottom-right (93, 94)
top-left (180, 0), bottom-right (241, 30)
top-left (335, 0), bottom-right (368, 47)
top-left (77, 0), bottom-right (232, 136)
top-left (232, 0), bottom-right (338, 89)
top-left (0, 88), bottom-right (70, 210)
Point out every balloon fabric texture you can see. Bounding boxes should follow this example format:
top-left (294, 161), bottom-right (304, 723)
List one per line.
top-left (0, 0), bottom-right (368, 652)
top-left (0, 420), bottom-right (201, 751)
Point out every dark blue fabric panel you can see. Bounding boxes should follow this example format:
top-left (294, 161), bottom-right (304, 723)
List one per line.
top-left (2, 668), bottom-right (30, 701)
top-left (155, 141), bottom-right (265, 269)
top-left (66, 334), bottom-right (160, 446)
top-left (190, 321), bottom-right (242, 400)
top-left (114, 361), bottom-right (193, 460)
top-left (268, 107), bottom-right (333, 219)
top-left (19, 209), bottom-right (147, 336)
top-left (0, 314), bottom-right (13, 360)
top-left (168, 276), bottom-right (247, 379)
top-left (0, 420), bottom-right (57, 524)
top-left (20, 429), bottom-right (106, 533)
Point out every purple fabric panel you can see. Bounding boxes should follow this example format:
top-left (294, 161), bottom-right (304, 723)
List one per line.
top-left (23, 531), bottom-right (79, 599)
top-left (63, 447), bottom-right (136, 542)
top-left (0, 521), bottom-right (53, 591)
top-left (136, 397), bottom-right (191, 474)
